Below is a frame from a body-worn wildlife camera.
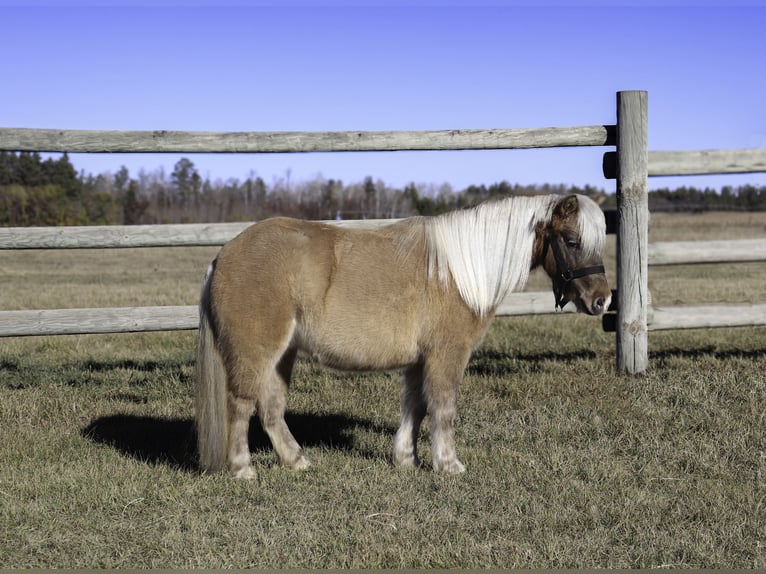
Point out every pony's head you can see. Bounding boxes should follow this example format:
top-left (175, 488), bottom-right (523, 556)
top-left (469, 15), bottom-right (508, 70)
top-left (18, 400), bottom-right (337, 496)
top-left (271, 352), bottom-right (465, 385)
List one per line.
top-left (537, 194), bottom-right (611, 316)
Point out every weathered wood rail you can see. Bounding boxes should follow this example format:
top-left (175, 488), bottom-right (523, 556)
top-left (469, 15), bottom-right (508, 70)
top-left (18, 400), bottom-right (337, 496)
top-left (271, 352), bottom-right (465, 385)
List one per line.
top-left (0, 219), bottom-right (389, 249)
top-left (603, 148), bottom-right (766, 178)
top-left (0, 126), bottom-right (614, 154)
top-left (647, 238), bottom-right (766, 266)
top-left (0, 292), bottom-right (586, 338)
top-left (648, 148), bottom-right (766, 176)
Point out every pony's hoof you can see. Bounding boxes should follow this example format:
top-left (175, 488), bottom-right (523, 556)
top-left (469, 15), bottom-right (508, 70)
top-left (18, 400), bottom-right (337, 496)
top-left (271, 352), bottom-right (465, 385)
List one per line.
top-left (393, 454), bottom-right (422, 469)
top-left (232, 466), bottom-right (256, 480)
top-left (288, 455), bottom-right (311, 471)
top-left (435, 459), bottom-right (466, 474)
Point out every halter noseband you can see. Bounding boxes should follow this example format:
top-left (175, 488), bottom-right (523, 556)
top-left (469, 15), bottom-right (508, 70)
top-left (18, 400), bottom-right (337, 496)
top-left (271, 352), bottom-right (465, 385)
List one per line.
top-left (543, 225), bottom-right (605, 309)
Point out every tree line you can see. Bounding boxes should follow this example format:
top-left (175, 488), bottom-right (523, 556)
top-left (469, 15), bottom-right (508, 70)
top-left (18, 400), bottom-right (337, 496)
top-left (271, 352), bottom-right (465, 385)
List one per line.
top-left (1, 151), bottom-right (765, 227)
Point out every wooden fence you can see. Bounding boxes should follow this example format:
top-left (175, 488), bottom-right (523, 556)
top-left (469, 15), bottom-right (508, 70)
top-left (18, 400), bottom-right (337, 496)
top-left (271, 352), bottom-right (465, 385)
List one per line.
top-left (601, 237), bottom-right (766, 333)
top-left (2, 90), bottom-right (765, 376)
top-left (0, 120), bottom-right (619, 343)
top-left (599, 96), bottom-right (766, 374)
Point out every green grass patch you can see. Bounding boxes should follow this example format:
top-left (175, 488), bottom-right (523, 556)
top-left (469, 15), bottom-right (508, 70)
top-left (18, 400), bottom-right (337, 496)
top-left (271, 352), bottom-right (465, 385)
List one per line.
top-left (1, 319), bottom-right (764, 568)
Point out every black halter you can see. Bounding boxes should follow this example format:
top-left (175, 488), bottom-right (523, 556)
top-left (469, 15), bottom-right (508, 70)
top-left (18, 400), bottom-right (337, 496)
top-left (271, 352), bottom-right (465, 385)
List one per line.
top-left (543, 225), bottom-right (605, 309)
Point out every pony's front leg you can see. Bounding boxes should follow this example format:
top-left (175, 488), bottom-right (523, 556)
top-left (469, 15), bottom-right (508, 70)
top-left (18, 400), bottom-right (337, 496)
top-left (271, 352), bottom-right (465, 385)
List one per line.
top-left (424, 355), bottom-right (470, 474)
top-left (393, 362), bottom-right (427, 469)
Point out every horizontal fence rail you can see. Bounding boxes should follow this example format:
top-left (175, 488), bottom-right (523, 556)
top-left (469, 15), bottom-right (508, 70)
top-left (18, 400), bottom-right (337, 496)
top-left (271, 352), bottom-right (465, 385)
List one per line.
top-left (0, 292), bottom-right (575, 338)
top-left (4, 222), bottom-right (764, 266)
top-left (648, 148), bottom-right (766, 176)
top-left (0, 306), bottom-right (199, 337)
top-left (603, 147), bottom-right (766, 179)
top-left (648, 238), bottom-right (766, 266)
top-left (604, 301), bottom-right (766, 333)
top-left (0, 126), bottom-right (615, 154)
top-left (649, 303), bottom-right (766, 331)
top-left (0, 219), bottom-right (395, 249)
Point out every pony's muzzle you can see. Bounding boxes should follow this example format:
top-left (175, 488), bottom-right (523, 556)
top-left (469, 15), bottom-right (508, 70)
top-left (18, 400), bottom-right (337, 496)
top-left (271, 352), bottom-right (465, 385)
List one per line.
top-left (567, 280), bottom-right (611, 316)
top-left (588, 290), bottom-right (611, 316)
top-left (592, 294), bottom-right (609, 315)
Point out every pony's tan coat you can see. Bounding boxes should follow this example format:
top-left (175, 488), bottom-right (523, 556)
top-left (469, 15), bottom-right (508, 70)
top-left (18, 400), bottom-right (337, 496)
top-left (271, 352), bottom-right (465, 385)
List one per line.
top-left (195, 194), bottom-right (610, 477)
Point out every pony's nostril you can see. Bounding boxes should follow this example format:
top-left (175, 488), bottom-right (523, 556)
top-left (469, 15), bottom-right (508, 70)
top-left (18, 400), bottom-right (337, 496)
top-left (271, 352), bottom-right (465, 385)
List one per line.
top-left (595, 297), bottom-right (605, 311)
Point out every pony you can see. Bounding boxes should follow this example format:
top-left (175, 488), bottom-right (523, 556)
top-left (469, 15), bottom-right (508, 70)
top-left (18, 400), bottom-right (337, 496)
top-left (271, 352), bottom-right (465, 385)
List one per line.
top-left (195, 193), bottom-right (611, 477)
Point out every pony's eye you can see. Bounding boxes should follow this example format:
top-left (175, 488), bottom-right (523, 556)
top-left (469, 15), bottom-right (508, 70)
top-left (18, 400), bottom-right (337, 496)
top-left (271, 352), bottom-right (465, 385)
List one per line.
top-left (566, 239), bottom-right (580, 249)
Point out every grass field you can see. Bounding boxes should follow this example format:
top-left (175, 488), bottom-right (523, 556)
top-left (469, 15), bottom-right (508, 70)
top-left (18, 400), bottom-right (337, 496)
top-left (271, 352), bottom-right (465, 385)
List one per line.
top-left (1, 211), bottom-right (765, 568)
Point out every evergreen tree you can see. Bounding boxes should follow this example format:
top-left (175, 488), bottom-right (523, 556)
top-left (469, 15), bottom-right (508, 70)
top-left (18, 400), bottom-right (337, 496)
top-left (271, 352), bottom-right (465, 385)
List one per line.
top-left (42, 153), bottom-right (81, 200)
top-left (114, 165), bottom-right (130, 195)
top-left (0, 151), bottom-right (15, 185)
top-left (122, 179), bottom-right (148, 224)
top-left (171, 158), bottom-right (201, 204)
top-left (17, 152), bottom-right (45, 187)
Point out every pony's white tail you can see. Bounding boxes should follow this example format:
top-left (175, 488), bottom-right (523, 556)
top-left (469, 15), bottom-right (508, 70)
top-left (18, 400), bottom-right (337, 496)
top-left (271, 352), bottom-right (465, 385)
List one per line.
top-left (194, 262), bottom-right (228, 473)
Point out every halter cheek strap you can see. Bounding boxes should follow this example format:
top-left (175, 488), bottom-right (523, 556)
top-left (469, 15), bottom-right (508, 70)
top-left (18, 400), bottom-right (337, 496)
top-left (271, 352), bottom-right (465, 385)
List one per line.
top-left (543, 226), bottom-right (605, 309)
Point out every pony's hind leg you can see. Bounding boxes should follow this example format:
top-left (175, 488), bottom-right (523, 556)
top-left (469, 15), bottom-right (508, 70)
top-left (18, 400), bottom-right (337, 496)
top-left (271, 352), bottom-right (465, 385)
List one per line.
top-left (393, 361), bottom-right (427, 468)
top-left (228, 393), bottom-right (256, 479)
top-left (258, 347), bottom-right (311, 470)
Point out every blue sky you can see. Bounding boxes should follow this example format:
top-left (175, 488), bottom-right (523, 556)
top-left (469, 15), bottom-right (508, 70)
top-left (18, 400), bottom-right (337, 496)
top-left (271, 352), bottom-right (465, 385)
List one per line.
top-left (2, 0), bottom-right (765, 192)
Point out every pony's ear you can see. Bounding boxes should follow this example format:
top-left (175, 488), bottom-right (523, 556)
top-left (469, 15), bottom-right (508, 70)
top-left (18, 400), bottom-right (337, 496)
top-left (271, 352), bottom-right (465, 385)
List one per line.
top-left (554, 194), bottom-right (579, 219)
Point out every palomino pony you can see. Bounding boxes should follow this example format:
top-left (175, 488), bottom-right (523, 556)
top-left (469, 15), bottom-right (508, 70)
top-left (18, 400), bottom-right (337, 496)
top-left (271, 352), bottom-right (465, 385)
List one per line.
top-left (195, 193), bottom-right (610, 477)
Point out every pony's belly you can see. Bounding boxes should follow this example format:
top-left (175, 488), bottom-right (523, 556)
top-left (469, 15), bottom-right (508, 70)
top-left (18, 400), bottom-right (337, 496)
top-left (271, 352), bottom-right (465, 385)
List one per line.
top-left (294, 327), bottom-right (418, 372)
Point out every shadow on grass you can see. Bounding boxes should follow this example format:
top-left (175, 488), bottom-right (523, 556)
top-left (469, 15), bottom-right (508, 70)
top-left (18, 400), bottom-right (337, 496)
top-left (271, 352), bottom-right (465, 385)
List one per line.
top-left (650, 346), bottom-right (766, 361)
top-left (79, 358), bottom-right (194, 373)
top-left (82, 411), bottom-right (393, 473)
top-left (468, 348), bottom-right (598, 376)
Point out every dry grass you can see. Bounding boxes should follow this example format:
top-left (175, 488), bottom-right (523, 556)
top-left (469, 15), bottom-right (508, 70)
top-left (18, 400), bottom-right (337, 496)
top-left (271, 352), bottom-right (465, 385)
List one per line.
top-left (1, 211), bottom-right (765, 568)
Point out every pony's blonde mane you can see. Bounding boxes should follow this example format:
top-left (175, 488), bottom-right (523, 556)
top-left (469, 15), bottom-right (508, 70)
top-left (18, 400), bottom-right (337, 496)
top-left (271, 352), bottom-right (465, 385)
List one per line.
top-left (573, 193), bottom-right (608, 261)
top-left (421, 194), bottom-right (605, 317)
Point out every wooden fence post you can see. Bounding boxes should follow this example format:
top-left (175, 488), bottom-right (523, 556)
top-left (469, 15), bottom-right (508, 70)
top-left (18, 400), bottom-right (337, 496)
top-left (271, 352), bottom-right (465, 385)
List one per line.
top-left (615, 90), bottom-right (649, 375)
